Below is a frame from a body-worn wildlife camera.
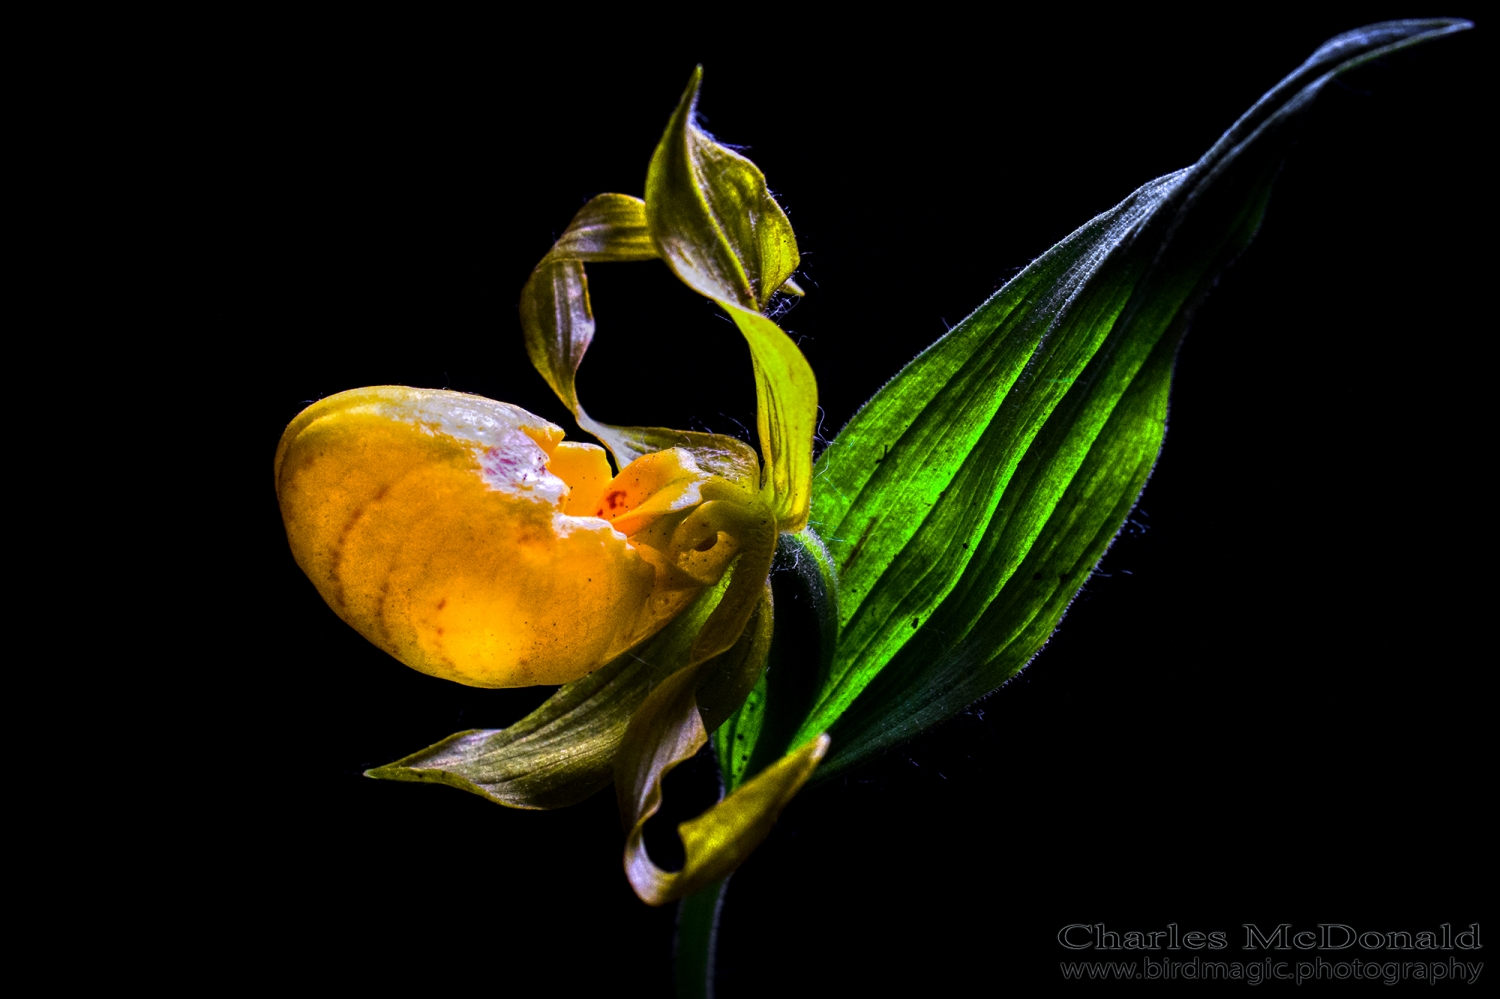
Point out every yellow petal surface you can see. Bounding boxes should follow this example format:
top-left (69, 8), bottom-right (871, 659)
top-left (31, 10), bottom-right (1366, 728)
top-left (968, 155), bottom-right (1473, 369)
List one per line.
top-left (276, 386), bottom-right (664, 687)
top-left (550, 441), bottom-right (612, 516)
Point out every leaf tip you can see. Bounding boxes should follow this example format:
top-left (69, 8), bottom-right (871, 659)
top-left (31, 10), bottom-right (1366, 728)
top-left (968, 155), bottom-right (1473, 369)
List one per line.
top-left (363, 764), bottom-right (406, 781)
top-left (678, 65), bottom-right (704, 113)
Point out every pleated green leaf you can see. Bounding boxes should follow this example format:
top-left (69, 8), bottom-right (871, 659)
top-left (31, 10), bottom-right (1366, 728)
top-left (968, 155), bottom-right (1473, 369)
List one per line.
top-left (770, 18), bottom-right (1472, 779)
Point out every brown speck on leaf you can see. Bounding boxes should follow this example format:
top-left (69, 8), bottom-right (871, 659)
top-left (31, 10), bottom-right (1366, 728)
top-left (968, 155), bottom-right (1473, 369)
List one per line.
top-left (844, 518), bottom-right (879, 571)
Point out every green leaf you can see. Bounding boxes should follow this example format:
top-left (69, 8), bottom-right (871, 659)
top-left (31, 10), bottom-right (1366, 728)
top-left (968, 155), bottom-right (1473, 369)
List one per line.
top-left (778, 18), bottom-right (1471, 779)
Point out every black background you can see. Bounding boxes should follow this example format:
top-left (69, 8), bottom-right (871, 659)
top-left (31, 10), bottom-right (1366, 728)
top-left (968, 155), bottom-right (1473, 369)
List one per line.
top-left (207, 10), bottom-right (1486, 992)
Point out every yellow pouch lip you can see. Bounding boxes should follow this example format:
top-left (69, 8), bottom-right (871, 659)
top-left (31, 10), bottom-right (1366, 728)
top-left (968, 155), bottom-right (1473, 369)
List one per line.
top-left (276, 387), bottom-right (670, 688)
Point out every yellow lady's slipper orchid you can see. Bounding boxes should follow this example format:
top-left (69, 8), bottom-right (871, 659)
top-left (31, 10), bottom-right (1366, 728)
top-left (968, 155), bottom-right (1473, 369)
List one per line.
top-left (275, 386), bottom-right (759, 687)
top-left (275, 68), bottom-right (827, 906)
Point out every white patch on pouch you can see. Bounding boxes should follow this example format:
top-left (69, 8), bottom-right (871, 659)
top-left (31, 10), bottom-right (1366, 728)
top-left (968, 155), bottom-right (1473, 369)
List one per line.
top-left (478, 429), bottom-right (569, 504)
top-left (379, 391), bottom-right (571, 504)
top-left (402, 396), bottom-right (544, 451)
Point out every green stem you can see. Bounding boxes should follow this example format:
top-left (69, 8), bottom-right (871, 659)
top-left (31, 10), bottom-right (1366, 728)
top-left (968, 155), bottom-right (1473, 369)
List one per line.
top-left (674, 877), bottom-right (729, 999)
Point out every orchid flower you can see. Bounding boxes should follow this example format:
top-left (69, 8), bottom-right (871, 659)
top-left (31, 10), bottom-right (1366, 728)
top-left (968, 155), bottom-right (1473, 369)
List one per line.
top-left (274, 20), bottom-right (1473, 933)
top-left (274, 69), bottom-right (826, 905)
